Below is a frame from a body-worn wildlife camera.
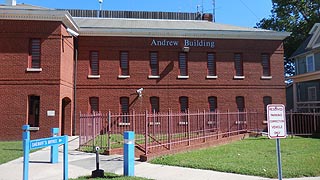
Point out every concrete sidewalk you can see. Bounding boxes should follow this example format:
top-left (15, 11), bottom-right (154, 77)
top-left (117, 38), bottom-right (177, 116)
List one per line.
top-left (0, 136), bottom-right (319, 180)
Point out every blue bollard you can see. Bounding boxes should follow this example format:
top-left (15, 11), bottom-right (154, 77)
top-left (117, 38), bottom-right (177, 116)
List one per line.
top-left (124, 131), bottom-right (135, 176)
top-left (51, 128), bottom-right (59, 163)
top-left (22, 125), bottom-right (30, 180)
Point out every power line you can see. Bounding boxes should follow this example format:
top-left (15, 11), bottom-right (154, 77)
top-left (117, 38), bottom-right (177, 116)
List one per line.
top-left (239, 0), bottom-right (260, 21)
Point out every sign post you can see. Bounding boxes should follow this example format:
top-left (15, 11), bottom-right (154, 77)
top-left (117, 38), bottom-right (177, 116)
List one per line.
top-left (124, 131), bottom-right (135, 176)
top-left (267, 104), bottom-right (287, 180)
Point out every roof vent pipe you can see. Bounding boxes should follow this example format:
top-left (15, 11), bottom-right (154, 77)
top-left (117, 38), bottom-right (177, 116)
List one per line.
top-left (6, 0), bottom-right (16, 6)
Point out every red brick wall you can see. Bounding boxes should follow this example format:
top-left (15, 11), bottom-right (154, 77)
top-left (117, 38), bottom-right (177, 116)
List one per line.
top-left (76, 36), bottom-right (285, 134)
top-left (0, 20), bottom-right (74, 140)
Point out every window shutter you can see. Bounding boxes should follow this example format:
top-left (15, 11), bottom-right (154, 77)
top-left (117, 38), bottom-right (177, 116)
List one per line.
top-left (207, 53), bottom-right (216, 76)
top-left (120, 52), bottom-right (129, 75)
top-left (180, 96), bottom-right (188, 112)
top-left (90, 51), bottom-right (99, 75)
top-left (150, 52), bottom-right (158, 76)
top-left (236, 96), bottom-right (245, 111)
top-left (90, 97), bottom-right (99, 112)
top-left (179, 53), bottom-right (187, 76)
top-left (208, 96), bottom-right (217, 112)
top-left (30, 39), bottom-right (41, 68)
top-left (150, 96), bottom-right (159, 113)
top-left (234, 53), bottom-right (243, 76)
top-left (261, 54), bottom-right (270, 76)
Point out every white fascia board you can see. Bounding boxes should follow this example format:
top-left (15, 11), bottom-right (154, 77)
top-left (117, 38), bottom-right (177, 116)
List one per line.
top-left (79, 27), bottom-right (291, 40)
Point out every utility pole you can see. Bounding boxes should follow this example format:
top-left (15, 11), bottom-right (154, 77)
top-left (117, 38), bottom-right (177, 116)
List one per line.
top-left (212, 0), bottom-right (216, 22)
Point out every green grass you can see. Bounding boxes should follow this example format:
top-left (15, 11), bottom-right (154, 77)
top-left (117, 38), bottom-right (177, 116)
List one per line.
top-left (0, 141), bottom-right (24, 164)
top-left (150, 136), bottom-right (320, 178)
top-left (0, 141), bottom-right (39, 164)
top-left (69, 172), bottom-right (151, 180)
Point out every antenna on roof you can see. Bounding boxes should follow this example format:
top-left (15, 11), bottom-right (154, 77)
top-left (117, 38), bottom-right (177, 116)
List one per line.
top-left (212, 0), bottom-right (216, 22)
top-left (98, 0), bottom-right (103, 18)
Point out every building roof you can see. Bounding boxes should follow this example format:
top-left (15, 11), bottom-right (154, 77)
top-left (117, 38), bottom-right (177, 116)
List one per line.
top-left (74, 17), bottom-right (290, 39)
top-left (0, 3), bottom-right (290, 40)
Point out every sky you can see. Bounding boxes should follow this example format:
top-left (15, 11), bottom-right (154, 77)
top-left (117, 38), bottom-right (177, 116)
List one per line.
top-left (1, 0), bottom-right (273, 28)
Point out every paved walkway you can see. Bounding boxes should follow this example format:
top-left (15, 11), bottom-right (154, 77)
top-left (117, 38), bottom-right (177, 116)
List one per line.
top-left (0, 137), bottom-right (319, 180)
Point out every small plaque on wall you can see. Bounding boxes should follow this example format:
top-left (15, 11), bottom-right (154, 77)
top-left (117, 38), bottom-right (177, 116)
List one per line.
top-left (47, 110), bottom-right (55, 117)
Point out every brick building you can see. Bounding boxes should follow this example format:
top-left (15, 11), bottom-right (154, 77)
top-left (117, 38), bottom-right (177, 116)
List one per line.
top-left (0, 2), bottom-right (290, 140)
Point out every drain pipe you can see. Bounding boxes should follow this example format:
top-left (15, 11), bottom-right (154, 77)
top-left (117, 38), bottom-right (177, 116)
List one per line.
top-left (72, 34), bottom-right (79, 135)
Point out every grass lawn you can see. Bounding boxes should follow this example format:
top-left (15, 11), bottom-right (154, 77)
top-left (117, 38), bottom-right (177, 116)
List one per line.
top-left (70, 172), bottom-right (151, 180)
top-left (0, 141), bottom-right (24, 164)
top-left (150, 136), bottom-right (320, 178)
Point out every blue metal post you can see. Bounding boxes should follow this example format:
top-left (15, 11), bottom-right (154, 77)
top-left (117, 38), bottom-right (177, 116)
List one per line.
top-left (276, 138), bottom-right (283, 180)
top-left (124, 131), bottom-right (135, 176)
top-left (51, 128), bottom-right (59, 163)
top-left (63, 135), bottom-right (68, 180)
top-left (22, 125), bottom-right (30, 180)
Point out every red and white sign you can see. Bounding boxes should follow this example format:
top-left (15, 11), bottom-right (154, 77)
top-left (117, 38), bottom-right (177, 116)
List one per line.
top-left (267, 104), bottom-right (287, 139)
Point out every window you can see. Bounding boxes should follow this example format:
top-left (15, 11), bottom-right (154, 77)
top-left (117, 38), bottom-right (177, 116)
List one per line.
top-left (236, 96), bottom-right (245, 112)
top-left (234, 53), bottom-right (244, 77)
top-left (28, 39), bottom-right (41, 69)
top-left (179, 52), bottom-right (188, 77)
top-left (28, 95), bottom-right (40, 127)
top-left (261, 53), bottom-right (271, 77)
top-left (89, 97), bottom-right (99, 113)
top-left (208, 96), bottom-right (217, 112)
top-left (150, 52), bottom-right (159, 77)
top-left (263, 96), bottom-right (272, 122)
top-left (89, 51), bottom-right (99, 76)
top-left (306, 54), bottom-right (315, 72)
top-left (207, 53), bottom-right (216, 77)
top-left (308, 87), bottom-right (317, 101)
top-left (179, 96), bottom-right (188, 123)
top-left (120, 97), bottom-right (129, 123)
top-left (150, 96), bottom-right (159, 113)
top-left (120, 51), bottom-right (129, 76)
top-left (179, 96), bottom-right (189, 113)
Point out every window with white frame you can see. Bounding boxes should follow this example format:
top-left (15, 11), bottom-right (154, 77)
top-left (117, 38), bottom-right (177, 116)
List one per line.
top-left (308, 87), bottom-right (317, 101)
top-left (89, 97), bottom-right (99, 113)
top-left (29, 39), bottom-right (41, 69)
top-left (234, 53), bottom-right (244, 77)
top-left (306, 54), bottom-right (315, 72)
top-left (120, 51), bottom-right (129, 76)
top-left (150, 52), bottom-right (159, 77)
top-left (207, 53), bottom-right (216, 76)
top-left (89, 51), bottom-right (99, 76)
top-left (261, 53), bottom-right (271, 76)
top-left (179, 52), bottom-right (188, 77)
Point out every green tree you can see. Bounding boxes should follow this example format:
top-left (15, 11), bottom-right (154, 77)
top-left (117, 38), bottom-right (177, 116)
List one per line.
top-left (256, 0), bottom-right (320, 77)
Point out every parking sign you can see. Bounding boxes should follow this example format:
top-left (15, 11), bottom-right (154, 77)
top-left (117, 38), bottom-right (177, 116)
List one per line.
top-left (267, 104), bottom-right (287, 139)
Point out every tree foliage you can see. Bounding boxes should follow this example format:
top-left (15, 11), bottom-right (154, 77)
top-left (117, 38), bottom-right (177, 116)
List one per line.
top-left (256, 0), bottom-right (320, 77)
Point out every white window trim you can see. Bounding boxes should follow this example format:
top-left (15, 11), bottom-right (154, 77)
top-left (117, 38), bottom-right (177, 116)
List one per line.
top-left (29, 127), bottom-right (40, 131)
top-left (87, 75), bottom-right (101, 79)
top-left (306, 54), bottom-right (315, 72)
top-left (118, 75), bottom-right (130, 79)
top-left (206, 75), bottom-right (218, 79)
top-left (178, 75), bottom-right (189, 79)
top-left (148, 75), bottom-right (160, 79)
top-left (260, 76), bottom-right (272, 80)
top-left (26, 68), bottom-right (42, 72)
top-left (233, 76), bottom-right (245, 79)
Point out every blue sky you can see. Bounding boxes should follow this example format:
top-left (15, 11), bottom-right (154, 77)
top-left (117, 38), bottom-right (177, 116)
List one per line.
top-left (2, 0), bottom-right (272, 28)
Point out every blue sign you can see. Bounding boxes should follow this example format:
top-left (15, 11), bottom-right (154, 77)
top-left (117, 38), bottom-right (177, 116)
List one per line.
top-left (30, 136), bottom-right (65, 150)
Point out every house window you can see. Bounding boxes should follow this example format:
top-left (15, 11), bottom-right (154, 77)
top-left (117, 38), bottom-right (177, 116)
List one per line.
top-left (234, 53), bottom-right (244, 77)
top-left (207, 53), bottom-right (216, 76)
top-left (150, 52), bottom-right (159, 76)
top-left (306, 54), bottom-right (315, 72)
top-left (120, 51), bottom-right (129, 76)
top-left (29, 39), bottom-right (41, 68)
top-left (89, 97), bottom-right (99, 113)
top-left (208, 96), bottom-right (217, 112)
top-left (179, 52), bottom-right (188, 77)
top-left (150, 96), bottom-right (159, 113)
top-left (120, 97), bottom-right (129, 122)
top-left (263, 96), bottom-right (272, 121)
top-left (28, 95), bottom-right (40, 127)
top-left (261, 53), bottom-right (271, 76)
top-left (236, 96), bottom-right (245, 112)
top-left (308, 87), bottom-right (317, 101)
top-left (89, 51), bottom-right (99, 76)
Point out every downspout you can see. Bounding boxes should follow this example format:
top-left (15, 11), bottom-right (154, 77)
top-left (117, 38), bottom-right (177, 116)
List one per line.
top-left (73, 37), bottom-right (79, 135)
